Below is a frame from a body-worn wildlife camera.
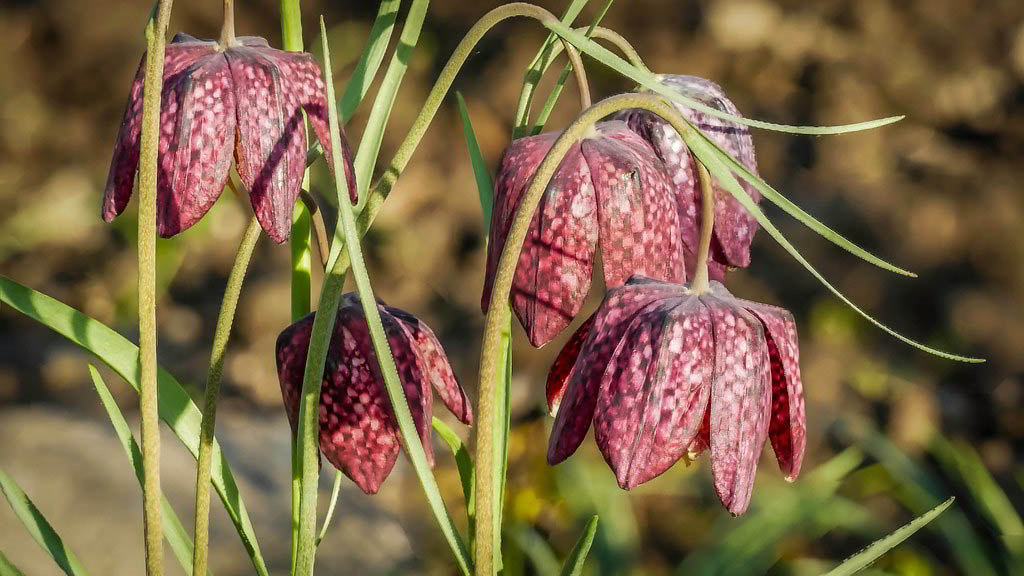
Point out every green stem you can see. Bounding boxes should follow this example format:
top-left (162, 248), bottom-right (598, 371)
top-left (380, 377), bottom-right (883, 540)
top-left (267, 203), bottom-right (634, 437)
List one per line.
top-left (299, 190), bottom-right (330, 266)
top-left (475, 93), bottom-right (699, 575)
top-left (137, 3), bottom-right (175, 575)
top-left (219, 0), bottom-right (236, 48)
top-left (192, 217), bottom-right (261, 576)
top-left (690, 162), bottom-right (715, 293)
top-left (317, 472), bottom-right (344, 545)
top-left (588, 26), bottom-right (647, 70)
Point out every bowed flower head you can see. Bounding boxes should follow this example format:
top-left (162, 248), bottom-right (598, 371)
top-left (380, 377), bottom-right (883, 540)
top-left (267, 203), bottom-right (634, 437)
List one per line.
top-left (104, 33), bottom-right (357, 243)
top-left (482, 120), bottom-right (687, 348)
top-left (547, 276), bottom-right (805, 515)
top-left (617, 75), bottom-right (762, 280)
top-left (276, 294), bottom-right (472, 494)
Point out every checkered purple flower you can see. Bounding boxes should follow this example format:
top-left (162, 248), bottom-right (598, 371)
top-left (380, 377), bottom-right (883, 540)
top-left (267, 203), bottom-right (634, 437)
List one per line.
top-left (546, 276), bottom-right (805, 515)
top-left (482, 121), bottom-right (687, 348)
top-left (276, 294), bottom-right (472, 494)
top-left (617, 75), bottom-right (762, 281)
top-left (103, 33), bottom-right (356, 243)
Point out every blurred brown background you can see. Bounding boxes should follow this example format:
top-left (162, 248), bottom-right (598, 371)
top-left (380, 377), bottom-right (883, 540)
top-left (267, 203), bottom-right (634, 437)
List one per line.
top-left (1, 0), bottom-right (1022, 574)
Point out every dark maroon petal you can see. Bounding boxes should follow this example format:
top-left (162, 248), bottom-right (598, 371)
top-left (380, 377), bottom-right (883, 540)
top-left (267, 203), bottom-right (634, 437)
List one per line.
top-left (483, 132), bottom-right (599, 347)
top-left (547, 277), bottom-right (682, 464)
top-left (377, 304), bottom-right (435, 466)
top-left (611, 299), bottom-right (714, 489)
top-left (226, 46), bottom-right (309, 243)
top-left (545, 314), bottom-right (595, 415)
top-left (155, 52), bottom-right (236, 237)
top-left (583, 122), bottom-right (686, 289)
top-left (701, 294), bottom-right (772, 515)
top-left (102, 38), bottom-right (218, 224)
top-left (386, 306), bottom-right (473, 425)
top-left (257, 48), bottom-right (358, 205)
top-left (734, 298), bottom-right (805, 480)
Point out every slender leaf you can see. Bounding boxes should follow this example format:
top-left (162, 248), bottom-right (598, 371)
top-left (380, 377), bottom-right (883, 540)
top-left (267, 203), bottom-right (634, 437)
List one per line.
top-left (87, 365), bottom-right (209, 576)
top-left (354, 0), bottom-right (429, 205)
top-left (561, 516), bottom-right (599, 576)
top-left (0, 471), bottom-right (89, 576)
top-left (0, 551), bottom-right (26, 576)
top-left (822, 498), bottom-right (954, 576)
top-left (546, 22), bottom-right (903, 135)
top-left (681, 133), bottom-right (983, 362)
top-left (338, 0), bottom-right (402, 124)
top-left (455, 92), bottom-right (494, 228)
top-left (433, 417), bottom-right (475, 526)
top-left (0, 276), bottom-right (269, 576)
top-left (691, 127), bottom-right (916, 277)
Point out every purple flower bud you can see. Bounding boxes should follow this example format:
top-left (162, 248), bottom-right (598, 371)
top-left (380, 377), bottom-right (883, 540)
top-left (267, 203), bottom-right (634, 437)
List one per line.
top-left (276, 294), bottom-right (472, 494)
top-left (546, 276), bottom-right (805, 515)
top-left (617, 75), bottom-right (762, 279)
top-left (104, 33), bottom-right (357, 243)
top-left (482, 121), bottom-right (687, 348)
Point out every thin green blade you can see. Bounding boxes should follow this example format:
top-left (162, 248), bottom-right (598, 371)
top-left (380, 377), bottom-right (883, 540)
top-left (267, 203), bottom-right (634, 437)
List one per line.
top-left (0, 276), bottom-right (269, 576)
top-left (0, 471), bottom-right (90, 576)
top-left (560, 516), bottom-right (599, 576)
top-left (455, 92), bottom-right (494, 229)
top-left (338, 0), bottom-right (403, 124)
top-left (87, 364), bottom-right (209, 576)
top-left (822, 498), bottom-right (954, 576)
top-left (0, 551), bottom-right (27, 576)
top-left (433, 417), bottom-right (475, 528)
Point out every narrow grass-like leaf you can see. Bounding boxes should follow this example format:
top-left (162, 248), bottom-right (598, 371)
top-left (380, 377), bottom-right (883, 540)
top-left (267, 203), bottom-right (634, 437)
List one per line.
top-left (690, 127), bottom-right (916, 277)
top-left (338, 0), bottom-right (402, 124)
top-left (561, 516), bottom-right (599, 576)
top-left (353, 0), bottom-right (429, 205)
top-left (546, 22), bottom-right (903, 135)
top-left (530, 0), bottom-right (615, 135)
top-left (0, 551), bottom-right (27, 576)
top-left (822, 497), bottom-right (954, 576)
top-left (681, 134), bottom-right (983, 362)
top-left (433, 417), bottom-right (475, 527)
top-left (0, 277), bottom-right (269, 576)
top-left (513, 0), bottom-right (594, 136)
top-left (87, 364), bottom-right (208, 576)
top-left (455, 92), bottom-right (494, 228)
top-left (0, 470), bottom-right (89, 576)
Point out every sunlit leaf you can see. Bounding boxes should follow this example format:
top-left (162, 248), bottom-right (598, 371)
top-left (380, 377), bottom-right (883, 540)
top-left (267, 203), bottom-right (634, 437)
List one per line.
top-left (561, 516), bottom-right (599, 576)
top-left (433, 417), bottom-right (475, 527)
top-left (0, 551), bottom-right (27, 576)
top-left (0, 276), bottom-right (269, 576)
top-left (87, 365), bottom-right (210, 576)
top-left (0, 470), bottom-right (90, 576)
top-left (822, 498), bottom-right (954, 576)
top-left (455, 92), bottom-right (494, 230)
top-left (338, 0), bottom-right (402, 124)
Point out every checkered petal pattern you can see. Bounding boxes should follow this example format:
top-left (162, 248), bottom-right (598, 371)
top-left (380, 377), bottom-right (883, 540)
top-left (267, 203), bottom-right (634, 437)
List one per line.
top-left (618, 75), bottom-right (761, 275)
top-left (275, 294), bottom-right (472, 494)
top-left (482, 122), bottom-right (686, 348)
top-left (545, 277), bottom-right (803, 515)
top-left (102, 34), bottom-right (355, 243)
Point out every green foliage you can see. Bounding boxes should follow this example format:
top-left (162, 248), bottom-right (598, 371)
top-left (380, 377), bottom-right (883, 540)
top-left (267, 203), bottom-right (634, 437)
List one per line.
top-left (0, 471), bottom-right (90, 576)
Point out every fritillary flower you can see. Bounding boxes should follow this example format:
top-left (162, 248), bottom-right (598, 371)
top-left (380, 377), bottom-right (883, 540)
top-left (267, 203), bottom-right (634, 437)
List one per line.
top-left (617, 75), bottom-right (762, 281)
top-left (103, 33), bottom-right (356, 243)
top-left (482, 120), bottom-right (686, 348)
top-left (276, 294), bottom-right (472, 494)
top-left (546, 276), bottom-right (805, 515)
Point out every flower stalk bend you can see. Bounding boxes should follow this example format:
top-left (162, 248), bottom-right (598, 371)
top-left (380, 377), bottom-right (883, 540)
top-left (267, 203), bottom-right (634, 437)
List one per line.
top-left (137, 1), bottom-right (175, 574)
top-left (691, 162), bottom-right (715, 294)
top-left (192, 216), bottom-right (262, 576)
top-left (474, 93), bottom-right (700, 574)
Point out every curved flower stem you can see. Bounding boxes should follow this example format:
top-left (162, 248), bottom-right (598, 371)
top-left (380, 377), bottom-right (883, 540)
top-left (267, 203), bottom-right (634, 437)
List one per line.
top-left (137, 2), bottom-right (175, 575)
top-left (475, 93), bottom-right (699, 574)
top-left (299, 190), bottom-right (330, 267)
top-left (192, 216), bottom-right (262, 576)
top-left (690, 162), bottom-right (715, 294)
top-left (219, 0), bottom-right (236, 48)
top-left (588, 26), bottom-right (648, 71)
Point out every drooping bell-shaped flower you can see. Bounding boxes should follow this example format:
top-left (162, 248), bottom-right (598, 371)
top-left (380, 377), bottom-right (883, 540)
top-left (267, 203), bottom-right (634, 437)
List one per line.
top-left (616, 75), bottom-right (762, 281)
top-left (104, 33), bottom-right (356, 243)
top-left (482, 120), bottom-right (687, 348)
top-left (546, 276), bottom-right (805, 515)
top-left (276, 294), bottom-right (472, 494)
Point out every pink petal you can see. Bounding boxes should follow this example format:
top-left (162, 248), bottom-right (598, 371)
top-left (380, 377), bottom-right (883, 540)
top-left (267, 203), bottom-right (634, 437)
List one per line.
top-left (547, 277), bottom-right (681, 464)
top-left (386, 305), bottom-right (473, 425)
top-left (701, 295), bottom-right (772, 515)
top-left (226, 46), bottom-right (309, 243)
top-left (545, 314), bottom-right (595, 415)
top-left (738, 300), bottom-right (805, 480)
top-left (613, 299), bottom-right (714, 488)
top-left (482, 132), bottom-right (599, 347)
top-left (583, 122), bottom-right (686, 289)
top-left (102, 36), bottom-right (219, 224)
